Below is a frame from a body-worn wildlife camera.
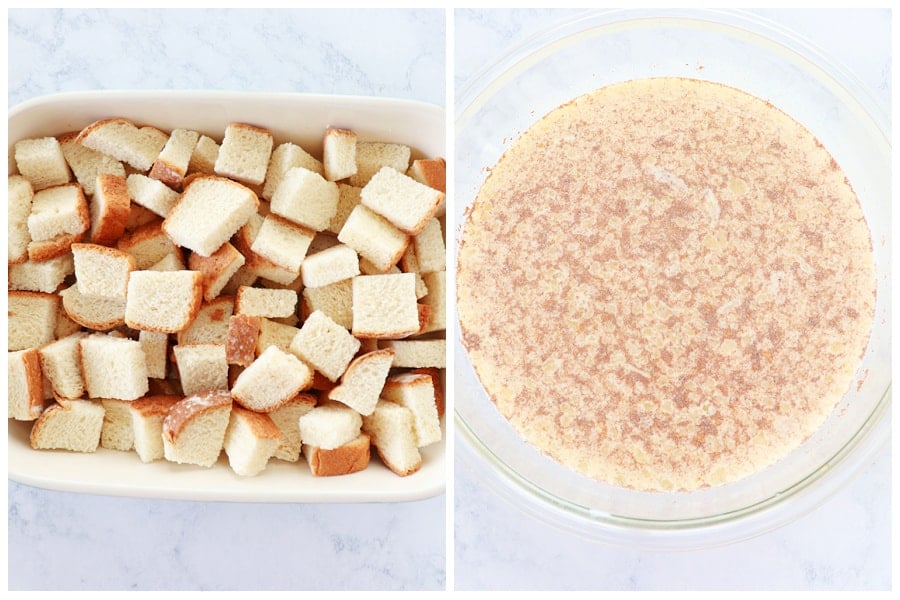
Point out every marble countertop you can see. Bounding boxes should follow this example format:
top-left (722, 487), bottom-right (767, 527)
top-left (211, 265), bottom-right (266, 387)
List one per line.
top-left (453, 8), bottom-right (891, 591)
top-left (7, 8), bottom-right (445, 591)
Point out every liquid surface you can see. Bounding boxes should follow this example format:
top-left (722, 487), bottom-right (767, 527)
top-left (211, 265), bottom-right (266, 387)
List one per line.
top-left (457, 78), bottom-right (875, 491)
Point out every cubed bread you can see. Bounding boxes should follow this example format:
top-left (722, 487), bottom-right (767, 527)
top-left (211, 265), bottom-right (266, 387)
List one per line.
top-left (9, 175), bottom-right (34, 264)
top-left (71, 243), bottom-right (135, 300)
top-left (327, 349), bottom-right (394, 416)
top-left (268, 393), bottom-right (316, 462)
top-left (176, 297), bottom-right (235, 346)
top-left (129, 394), bottom-right (180, 462)
top-left (362, 400), bottom-right (422, 476)
top-left (173, 343), bottom-right (229, 396)
top-left (301, 278), bottom-right (353, 330)
top-left (89, 173), bottom-right (131, 245)
top-left (148, 252), bottom-right (186, 271)
top-left (8, 349), bottom-right (45, 421)
top-left (27, 183), bottom-right (90, 242)
top-left (419, 270), bottom-right (446, 334)
top-left (232, 213), bottom-right (299, 286)
top-left (289, 310), bottom-right (360, 382)
top-left (256, 318), bottom-right (300, 355)
top-left (8, 254), bottom-right (74, 293)
top-left (26, 232), bottom-right (85, 263)
top-left (360, 167), bottom-right (444, 236)
top-left (126, 173), bottom-right (180, 218)
top-left (234, 286), bottom-right (297, 319)
top-left (100, 398), bottom-right (135, 451)
top-left (187, 134), bottom-right (220, 175)
top-left (381, 372), bottom-right (442, 447)
top-left (118, 220), bottom-right (183, 269)
top-left (304, 433), bottom-right (371, 476)
top-left (59, 283), bottom-right (126, 331)
top-left (297, 402), bottom-right (362, 450)
top-left (125, 270), bottom-right (203, 333)
top-left (162, 175), bottom-right (259, 257)
top-left (378, 339), bottom-right (446, 368)
top-left (75, 117), bottom-right (167, 172)
top-left (79, 333), bottom-right (149, 400)
top-left (322, 128), bottom-right (357, 182)
top-left (162, 389), bottom-right (233, 467)
top-left (223, 404), bottom-right (283, 476)
top-left (29, 399), bottom-right (105, 452)
top-left (412, 367), bottom-right (445, 417)
top-left (349, 141), bottom-right (411, 187)
top-left (262, 142), bottom-right (324, 200)
top-left (270, 167), bottom-right (339, 232)
top-left (139, 330), bottom-right (169, 379)
top-left (337, 204), bottom-right (409, 273)
top-left (59, 131), bottom-right (126, 196)
top-left (14, 136), bottom-right (71, 191)
top-left (351, 273), bottom-right (419, 339)
top-left (249, 214), bottom-right (315, 273)
top-left (188, 242), bottom-right (246, 301)
top-left (406, 157), bottom-right (446, 193)
top-left (325, 183), bottom-right (362, 236)
top-left (225, 314), bottom-right (261, 366)
top-left (412, 218), bottom-right (446, 273)
top-left (214, 122), bottom-right (274, 186)
top-left (8, 291), bottom-right (60, 352)
top-left (300, 244), bottom-right (359, 289)
top-left (38, 332), bottom-right (87, 400)
top-left (231, 345), bottom-right (313, 412)
top-left (149, 128), bottom-right (200, 189)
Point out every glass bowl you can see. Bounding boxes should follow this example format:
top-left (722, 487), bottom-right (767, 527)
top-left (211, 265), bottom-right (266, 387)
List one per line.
top-left (453, 8), bottom-right (890, 549)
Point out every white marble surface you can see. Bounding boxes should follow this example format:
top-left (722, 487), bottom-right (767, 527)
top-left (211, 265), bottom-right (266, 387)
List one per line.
top-left (7, 8), bottom-right (445, 591)
top-left (453, 8), bottom-right (891, 591)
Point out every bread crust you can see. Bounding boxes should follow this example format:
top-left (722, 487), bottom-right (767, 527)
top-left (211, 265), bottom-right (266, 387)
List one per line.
top-left (162, 390), bottom-right (233, 443)
top-left (305, 433), bottom-right (371, 476)
top-left (225, 314), bottom-right (260, 366)
top-left (90, 173), bottom-right (131, 245)
top-left (130, 394), bottom-right (181, 418)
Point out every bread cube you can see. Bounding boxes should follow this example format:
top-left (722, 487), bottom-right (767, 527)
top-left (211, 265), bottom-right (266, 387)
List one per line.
top-left (9, 175), bottom-right (34, 264)
top-left (139, 330), bottom-right (169, 379)
top-left (118, 221), bottom-right (183, 269)
top-left (38, 332), bottom-right (87, 400)
top-left (59, 283), bottom-right (126, 331)
top-left (59, 132), bottom-right (126, 196)
top-left (72, 243), bottom-right (136, 300)
top-left (301, 244), bottom-right (359, 289)
top-left (378, 339), bottom-right (446, 369)
top-left (290, 310), bottom-right (360, 382)
top-left (75, 117), bottom-right (167, 172)
top-left (8, 291), bottom-right (59, 352)
top-left (256, 318), bottom-right (301, 355)
top-left (162, 390), bottom-right (233, 467)
top-left (231, 345), bottom-right (313, 412)
top-left (382, 372), bottom-right (442, 447)
top-left (127, 173), bottom-right (180, 218)
top-left (268, 394), bottom-right (316, 462)
top-left (173, 343), bottom-right (229, 396)
top-left (100, 398), bottom-right (135, 451)
top-left (301, 279), bottom-right (353, 330)
top-left (14, 136), bottom-right (71, 191)
top-left (298, 403), bottom-right (362, 450)
top-left (407, 157), bottom-right (446, 193)
top-left (235, 286), bottom-right (297, 319)
top-left (8, 254), bottom-right (74, 293)
top-left (225, 314), bottom-right (261, 366)
top-left (349, 141), bottom-right (411, 187)
top-left (420, 271), bottom-right (446, 334)
top-left (176, 296), bottom-right (234, 346)
top-left (89, 173), bottom-right (131, 245)
top-left (351, 273), bottom-right (419, 339)
top-left (79, 333), bottom-right (149, 400)
top-left (304, 433), bottom-right (371, 476)
top-left (250, 214), bottom-right (315, 273)
top-left (8, 348), bottom-right (45, 421)
top-left (270, 167), bottom-right (339, 231)
top-left (262, 142), bottom-right (324, 200)
top-left (337, 204), bottom-right (408, 273)
top-left (327, 349), bottom-right (395, 416)
top-left (360, 167), bottom-right (444, 236)
top-left (27, 183), bottom-right (90, 242)
top-left (187, 134), bottom-right (220, 175)
top-left (362, 400), bottom-right (422, 476)
top-left (323, 128), bottom-right (357, 182)
top-left (149, 128), bottom-right (200, 189)
top-left (29, 400), bottom-right (105, 452)
top-left (325, 183), bottom-right (363, 236)
top-left (125, 270), bottom-right (203, 333)
top-left (412, 218), bottom-right (446, 273)
top-left (223, 405), bottom-right (283, 476)
top-left (129, 394), bottom-right (180, 462)
top-left (213, 123), bottom-right (274, 186)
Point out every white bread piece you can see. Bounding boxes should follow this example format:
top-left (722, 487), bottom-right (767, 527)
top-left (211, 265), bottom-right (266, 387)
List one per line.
top-left (419, 270), bottom-right (446, 334)
top-left (231, 345), bottom-right (313, 412)
top-left (406, 157), bottom-right (446, 193)
top-left (29, 399), bottom-right (105, 452)
top-left (325, 183), bottom-right (362, 236)
top-left (89, 173), bottom-right (131, 245)
top-left (256, 318), bottom-right (300, 355)
top-left (129, 394), bottom-right (180, 462)
top-left (231, 213), bottom-right (298, 286)
top-left (301, 278), bottom-right (353, 330)
top-left (79, 333), bottom-right (149, 400)
top-left (27, 183), bottom-right (90, 242)
top-left (300, 244), bottom-right (359, 289)
top-left (75, 118), bottom-right (167, 172)
top-left (268, 393), bottom-right (316, 461)
top-left (412, 366), bottom-right (445, 417)
top-left (100, 398), bottom-right (134, 451)
top-left (337, 204), bottom-right (409, 273)
top-left (225, 314), bottom-right (260, 366)
top-left (270, 167), bottom-right (339, 232)
top-left (58, 283), bottom-right (125, 331)
top-left (71, 243), bottom-right (135, 300)
top-left (188, 242), bottom-right (246, 301)
top-left (304, 433), bottom-right (371, 476)
top-left (59, 131), bottom-right (126, 196)
top-left (412, 218), bottom-right (446, 273)
top-left (250, 214), bottom-right (315, 273)
top-left (262, 142), bottom-right (324, 200)
top-left (9, 175), bottom-right (34, 264)
top-left (125, 270), bottom-right (203, 333)
top-left (26, 232), bottom-right (84, 263)
top-left (396, 250), bottom-right (429, 300)
top-left (8, 254), bottom-right (74, 293)
top-left (382, 372), bottom-right (441, 447)
top-left (38, 332), bottom-right (87, 400)
top-left (14, 136), bottom-right (72, 191)
top-left (148, 252), bottom-right (186, 271)
top-left (360, 167), bottom-right (444, 236)
top-left (54, 301), bottom-right (83, 339)
top-left (351, 273), bottom-right (419, 339)
top-left (213, 122), bottom-right (274, 186)
top-left (162, 390), bottom-right (233, 467)
top-left (139, 330), bottom-right (169, 379)
top-left (118, 220), bottom-right (183, 269)
top-left (235, 286), bottom-right (297, 319)
top-left (327, 349), bottom-right (394, 416)
top-left (187, 134), bottom-right (220, 175)
top-left (149, 128), bottom-right (200, 189)
top-left (163, 175), bottom-right (259, 257)
top-left (176, 296), bottom-right (234, 345)
top-left (223, 404), bottom-right (283, 476)
top-left (173, 343), bottom-right (229, 396)
top-left (361, 400), bottom-right (422, 476)
top-left (289, 310), bottom-right (360, 382)
top-left (378, 339), bottom-right (446, 369)
top-left (297, 402), bottom-right (362, 450)
top-left (125, 204), bottom-right (161, 230)
top-left (349, 141), bottom-right (411, 187)
top-left (322, 128), bottom-right (357, 182)
top-left (8, 349), bottom-right (45, 420)
top-left (8, 291), bottom-right (60, 352)
top-left (126, 173), bottom-right (180, 218)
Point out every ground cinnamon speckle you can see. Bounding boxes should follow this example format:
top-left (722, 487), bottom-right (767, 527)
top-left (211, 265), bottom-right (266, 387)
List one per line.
top-left (457, 78), bottom-right (875, 492)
